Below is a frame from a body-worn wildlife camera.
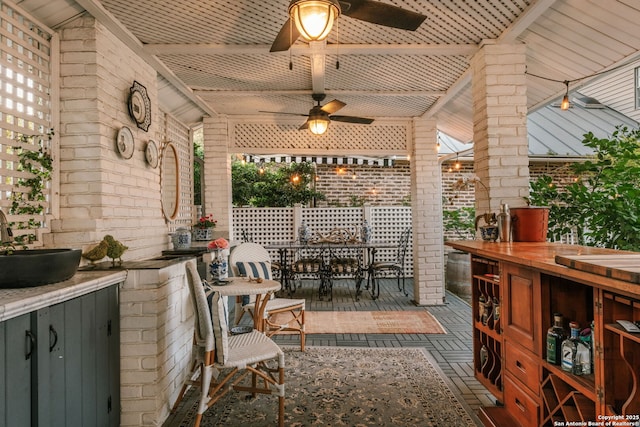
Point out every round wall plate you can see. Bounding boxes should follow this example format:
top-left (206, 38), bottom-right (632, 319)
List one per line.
top-left (128, 81), bottom-right (151, 132)
top-left (145, 140), bottom-right (159, 168)
top-left (116, 126), bottom-right (135, 159)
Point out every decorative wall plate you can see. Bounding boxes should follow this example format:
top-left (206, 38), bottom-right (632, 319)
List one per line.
top-left (128, 81), bottom-right (151, 132)
top-left (145, 140), bottom-right (159, 168)
top-left (116, 126), bottom-right (135, 159)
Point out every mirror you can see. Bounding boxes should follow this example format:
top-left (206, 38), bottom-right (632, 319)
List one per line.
top-left (161, 142), bottom-right (180, 221)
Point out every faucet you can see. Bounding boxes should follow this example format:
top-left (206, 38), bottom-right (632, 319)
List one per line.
top-left (0, 208), bottom-right (13, 244)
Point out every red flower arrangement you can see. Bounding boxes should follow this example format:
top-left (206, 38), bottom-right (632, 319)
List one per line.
top-left (194, 214), bottom-right (217, 229)
top-left (207, 238), bottom-right (229, 250)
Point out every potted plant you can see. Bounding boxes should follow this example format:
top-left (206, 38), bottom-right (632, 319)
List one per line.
top-left (527, 126), bottom-right (640, 250)
top-left (0, 130), bottom-right (83, 288)
top-left (192, 213), bottom-right (217, 241)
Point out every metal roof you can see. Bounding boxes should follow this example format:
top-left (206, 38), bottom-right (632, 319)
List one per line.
top-left (439, 93), bottom-right (640, 158)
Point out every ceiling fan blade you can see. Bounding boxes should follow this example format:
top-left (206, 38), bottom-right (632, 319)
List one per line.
top-left (330, 115), bottom-right (374, 124)
top-left (320, 99), bottom-right (346, 114)
top-left (270, 18), bottom-right (301, 52)
top-left (298, 121), bottom-right (309, 130)
top-left (259, 110), bottom-right (309, 117)
top-left (340, 0), bottom-right (426, 31)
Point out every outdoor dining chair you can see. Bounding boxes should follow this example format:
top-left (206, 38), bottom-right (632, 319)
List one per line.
top-left (369, 227), bottom-right (412, 298)
top-left (327, 243), bottom-right (365, 301)
top-left (171, 261), bottom-right (285, 427)
top-left (230, 242), bottom-right (306, 351)
top-left (289, 242), bottom-right (329, 300)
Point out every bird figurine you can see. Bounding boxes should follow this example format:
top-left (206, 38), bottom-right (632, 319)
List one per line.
top-left (82, 240), bottom-right (108, 265)
top-left (103, 234), bottom-right (128, 266)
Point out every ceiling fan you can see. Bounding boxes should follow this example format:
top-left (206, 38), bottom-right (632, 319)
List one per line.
top-left (271, 0), bottom-right (427, 52)
top-left (260, 93), bottom-right (374, 135)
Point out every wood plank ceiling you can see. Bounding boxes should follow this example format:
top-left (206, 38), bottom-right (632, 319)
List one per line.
top-left (20, 0), bottom-right (640, 144)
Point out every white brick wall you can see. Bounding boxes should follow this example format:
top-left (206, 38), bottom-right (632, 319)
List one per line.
top-left (51, 16), bottom-right (171, 261)
top-left (119, 260), bottom-right (193, 427)
top-left (471, 42), bottom-right (529, 213)
top-left (411, 118), bottom-right (445, 305)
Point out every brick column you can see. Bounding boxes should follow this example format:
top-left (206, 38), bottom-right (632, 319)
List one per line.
top-left (202, 116), bottom-right (233, 238)
top-left (471, 41), bottom-right (529, 214)
top-left (411, 118), bottom-right (445, 305)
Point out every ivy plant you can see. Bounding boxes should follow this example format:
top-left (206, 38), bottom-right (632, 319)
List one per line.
top-left (4, 130), bottom-right (54, 248)
top-left (528, 126), bottom-right (640, 251)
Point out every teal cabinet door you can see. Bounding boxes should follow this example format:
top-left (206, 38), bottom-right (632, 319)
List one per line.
top-left (37, 286), bottom-right (120, 427)
top-left (0, 313), bottom-right (33, 426)
top-left (1, 284), bottom-right (120, 427)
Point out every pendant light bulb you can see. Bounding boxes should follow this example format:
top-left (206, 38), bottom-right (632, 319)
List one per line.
top-left (289, 0), bottom-right (340, 42)
top-left (561, 80), bottom-right (570, 110)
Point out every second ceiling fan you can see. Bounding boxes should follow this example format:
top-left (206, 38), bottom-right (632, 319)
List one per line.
top-left (261, 93), bottom-right (374, 135)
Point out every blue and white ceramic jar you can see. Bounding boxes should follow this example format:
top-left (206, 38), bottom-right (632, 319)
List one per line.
top-left (210, 251), bottom-right (228, 281)
top-left (171, 228), bottom-right (191, 250)
top-left (361, 220), bottom-right (372, 243)
top-left (298, 221), bottom-right (311, 243)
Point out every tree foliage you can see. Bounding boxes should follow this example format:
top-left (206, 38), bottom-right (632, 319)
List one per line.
top-left (528, 126), bottom-right (640, 251)
top-left (231, 161), bottom-right (325, 207)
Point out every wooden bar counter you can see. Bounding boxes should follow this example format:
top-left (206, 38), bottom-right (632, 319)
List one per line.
top-left (446, 241), bottom-right (640, 427)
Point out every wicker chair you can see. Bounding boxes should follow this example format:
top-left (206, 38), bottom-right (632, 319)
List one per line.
top-left (369, 227), bottom-right (411, 298)
top-left (230, 242), bottom-right (306, 351)
top-left (171, 261), bottom-right (285, 427)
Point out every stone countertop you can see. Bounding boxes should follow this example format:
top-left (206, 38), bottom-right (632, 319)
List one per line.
top-left (0, 269), bottom-right (127, 322)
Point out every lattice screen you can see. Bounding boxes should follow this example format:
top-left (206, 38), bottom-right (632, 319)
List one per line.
top-left (161, 112), bottom-right (193, 230)
top-left (231, 122), bottom-right (408, 153)
top-left (0, 3), bottom-right (52, 244)
top-left (302, 207), bottom-right (363, 236)
top-left (369, 206), bottom-right (413, 276)
top-left (232, 206), bottom-right (413, 276)
top-left (232, 207), bottom-right (295, 260)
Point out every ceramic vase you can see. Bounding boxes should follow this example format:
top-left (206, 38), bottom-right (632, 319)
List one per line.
top-left (193, 227), bottom-right (214, 241)
top-left (210, 250), bottom-right (228, 281)
top-left (172, 228), bottom-right (191, 250)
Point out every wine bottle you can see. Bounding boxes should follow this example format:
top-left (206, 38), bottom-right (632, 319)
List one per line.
top-left (546, 313), bottom-right (566, 365)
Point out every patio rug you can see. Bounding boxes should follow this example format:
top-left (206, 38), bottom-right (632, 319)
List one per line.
top-left (272, 310), bottom-right (446, 334)
top-left (163, 346), bottom-right (478, 427)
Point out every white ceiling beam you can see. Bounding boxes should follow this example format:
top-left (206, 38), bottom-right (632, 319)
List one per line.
top-left (308, 41), bottom-right (326, 94)
top-left (498, 0), bottom-right (557, 43)
top-left (423, 0), bottom-right (557, 120)
top-left (73, 0), bottom-right (217, 117)
top-left (144, 43), bottom-right (478, 56)
top-left (193, 89), bottom-right (446, 97)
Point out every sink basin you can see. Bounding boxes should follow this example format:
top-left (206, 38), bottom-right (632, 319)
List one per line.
top-left (0, 249), bottom-right (82, 288)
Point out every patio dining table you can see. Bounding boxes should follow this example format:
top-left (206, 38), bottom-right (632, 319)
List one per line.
top-left (265, 241), bottom-right (396, 300)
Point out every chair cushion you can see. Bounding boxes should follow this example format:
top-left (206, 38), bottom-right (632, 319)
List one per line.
top-left (236, 261), bottom-right (272, 280)
top-left (209, 291), bottom-right (229, 364)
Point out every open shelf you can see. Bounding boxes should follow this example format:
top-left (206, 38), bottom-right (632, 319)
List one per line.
top-left (472, 256), bottom-right (503, 401)
top-left (541, 373), bottom-right (595, 426)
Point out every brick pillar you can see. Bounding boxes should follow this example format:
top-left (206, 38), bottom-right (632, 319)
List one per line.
top-left (202, 116), bottom-right (233, 238)
top-left (471, 41), bottom-right (529, 215)
top-left (411, 118), bottom-right (445, 305)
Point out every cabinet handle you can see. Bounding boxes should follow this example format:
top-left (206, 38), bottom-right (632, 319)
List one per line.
top-left (49, 324), bottom-right (58, 352)
top-left (25, 330), bottom-right (35, 360)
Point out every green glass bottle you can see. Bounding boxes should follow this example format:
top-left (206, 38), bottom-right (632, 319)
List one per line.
top-left (546, 313), bottom-right (565, 365)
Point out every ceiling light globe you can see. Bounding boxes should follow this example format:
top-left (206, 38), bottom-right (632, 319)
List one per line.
top-left (308, 118), bottom-right (330, 135)
top-left (289, 0), bottom-right (340, 42)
